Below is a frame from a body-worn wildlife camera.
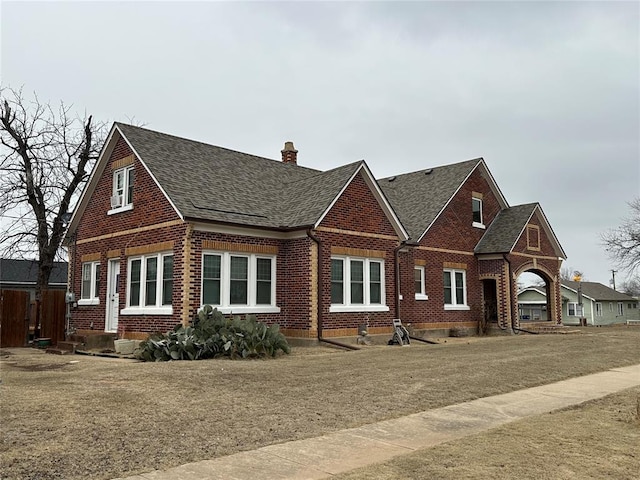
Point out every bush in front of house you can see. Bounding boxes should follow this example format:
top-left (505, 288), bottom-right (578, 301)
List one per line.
top-left (136, 305), bottom-right (291, 361)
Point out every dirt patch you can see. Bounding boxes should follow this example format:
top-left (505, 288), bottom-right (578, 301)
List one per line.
top-left (0, 328), bottom-right (639, 480)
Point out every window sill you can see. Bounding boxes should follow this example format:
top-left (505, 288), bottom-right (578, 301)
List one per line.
top-left (107, 204), bottom-right (133, 216)
top-left (121, 307), bottom-right (173, 316)
top-left (444, 304), bottom-right (470, 311)
top-left (207, 306), bottom-right (281, 315)
top-left (415, 294), bottom-right (429, 301)
top-left (329, 305), bottom-right (390, 313)
top-left (78, 298), bottom-right (99, 306)
top-left (472, 222), bottom-right (486, 229)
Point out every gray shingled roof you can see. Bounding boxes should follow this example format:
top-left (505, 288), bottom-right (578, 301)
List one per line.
top-left (116, 123), bottom-right (362, 230)
top-left (562, 281), bottom-right (637, 302)
top-left (0, 259), bottom-right (68, 285)
top-left (474, 203), bottom-right (538, 254)
top-left (378, 159), bottom-right (481, 240)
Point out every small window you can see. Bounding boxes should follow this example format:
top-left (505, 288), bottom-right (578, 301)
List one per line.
top-left (109, 166), bottom-right (134, 213)
top-left (444, 269), bottom-right (468, 310)
top-left (527, 225), bottom-right (540, 250)
top-left (472, 197), bottom-right (484, 228)
top-left (414, 266), bottom-right (427, 300)
top-left (617, 302), bottom-right (623, 316)
top-left (568, 302), bottom-right (584, 317)
top-left (331, 259), bottom-right (344, 304)
top-left (595, 302), bottom-right (602, 317)
top-left (79, 261), bottom-right (100, 305)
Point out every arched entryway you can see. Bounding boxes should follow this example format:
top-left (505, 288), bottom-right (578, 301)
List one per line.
top-left (513, 262), bottom-right (561, 328)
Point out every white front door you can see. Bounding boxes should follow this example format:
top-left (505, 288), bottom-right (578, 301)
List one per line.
top-left (106, 259), bottom-right (120, 332)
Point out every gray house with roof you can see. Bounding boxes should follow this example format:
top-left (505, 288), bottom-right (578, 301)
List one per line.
top-left (64, 123), bottom-right (566, 341)
top-left (0, 259), bottom-right (68, 297)
top-left (519, 282), bottom-right (639, 326)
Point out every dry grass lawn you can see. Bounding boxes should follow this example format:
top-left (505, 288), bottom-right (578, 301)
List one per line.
top-left (336, 386), bottom-right (640, 480)
top-left (1, 327), bottom-right (639, 480)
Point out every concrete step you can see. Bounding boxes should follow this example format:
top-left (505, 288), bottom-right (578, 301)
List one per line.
top-left (68, 332), bottom-right (117, 350)
top-left (57, 341), bottom-right (82, 353)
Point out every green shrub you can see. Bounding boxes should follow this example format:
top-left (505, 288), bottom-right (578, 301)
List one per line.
top-left (136, 306), bottom-right (290, 362)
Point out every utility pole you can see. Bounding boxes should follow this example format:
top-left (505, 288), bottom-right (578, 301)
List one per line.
top-left (610, 270), bottom-right (617, 291)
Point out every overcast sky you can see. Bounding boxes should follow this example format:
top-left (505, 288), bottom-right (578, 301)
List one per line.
top-left (2, 1), bottom-right (638, 286)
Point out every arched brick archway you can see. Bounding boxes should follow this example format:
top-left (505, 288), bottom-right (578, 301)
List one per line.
top-left (512, 261), bottom-right (562, 327)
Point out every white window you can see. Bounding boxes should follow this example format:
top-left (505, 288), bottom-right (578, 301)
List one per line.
top-left (122, 253), bottom-right (173, 315)
top-left (472, 197), bottom-right (484, 228)
top-left (414, 266), bottom-right (427, 300)
top-left (108, 166), bottom-right (134, 214)
top-left (330, 256), bottom-right (388, 313)
top-left (595, 302), bottom-right (602, 317)
top-left (617, 302), bottom-right (623, 316)
top-left (201, 252), bottom-right (279, 314)
top-left (79, 261), bottom-right (100, 305)
top-left (443, 269), bottom-right (469, 310)
top-left (567, 302), bottom-right (584, 317)
top-left (609, 302), bottom-right (613, 312)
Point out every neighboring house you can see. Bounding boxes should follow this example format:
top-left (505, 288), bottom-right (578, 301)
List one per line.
top-left (516, 287), bottom-right (548, 321)
top-left (561, 281), bottom-right (640, 325)
top-left (64, 123), bottom-right (566, 340)
top-left (0, 259), bottom-right (68, 298)
top-left (518, 282), bottom-right (640, 326)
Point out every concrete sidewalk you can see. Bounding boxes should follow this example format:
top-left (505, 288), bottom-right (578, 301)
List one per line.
top-left (114, 364), bottom-right (640, 480)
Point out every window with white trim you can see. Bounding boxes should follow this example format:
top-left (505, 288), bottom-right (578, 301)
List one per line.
top-left (617, 302), bottom-right (623, 316)
top-left (109, 166), bottom-right (134, 214)
top-left (472, 197), bottom-right (484, 228)
top-left (123, 253), bottom-right (173, 314)
top-left (201, 252), bottom-right (279, 314)
top-left (567, 302), bottom-right (584, 317)
top-left (330, 256), bottom-right (388, 312)
top-left (595, 302), bottom-right (602, 317)
top-left (443, 269), bottom-right (468, 310)
top-left (79, 261), bottom-right (100, 305)
top-left (414, 266), bottom-right (427, 300)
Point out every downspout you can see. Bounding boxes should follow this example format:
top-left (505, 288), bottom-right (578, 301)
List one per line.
top-left (307, 229), bottom-right (360, 351)
top-left (502, 254), bottom-right (514, 333)
top-left (394, 241), bottom-right (406, 320)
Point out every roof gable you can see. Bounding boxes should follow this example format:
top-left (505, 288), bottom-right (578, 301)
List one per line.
top-left (475, 203), bottom-right (566, 258)
top-left (378, 158), bottom-right (508, 241)
top-left (315, 163), bottom-right (408, 239)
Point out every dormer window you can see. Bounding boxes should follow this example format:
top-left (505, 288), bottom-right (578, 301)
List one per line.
top-left (472, 195), bottom-right (484, 228)
top-left (109, 166), bottom-right (134, 214)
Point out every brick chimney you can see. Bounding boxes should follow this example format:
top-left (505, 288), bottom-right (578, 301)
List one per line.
top-left (281, 141), bottom-right (298, 164)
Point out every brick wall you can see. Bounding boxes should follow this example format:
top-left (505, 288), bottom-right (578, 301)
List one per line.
top-left (320, 171), bottom-right (398, 237)
top-left (70, 132), bottom-right (187, 335)
top-left (508, 209), bottom-right (563, 325)
top-left (315, 170), bottom-right (402, 335)
top-left (397, 167), bottom-right (503, 330)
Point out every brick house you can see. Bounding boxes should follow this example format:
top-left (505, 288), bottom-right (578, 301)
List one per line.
top-left (64, 123), bottom-right (565, 340)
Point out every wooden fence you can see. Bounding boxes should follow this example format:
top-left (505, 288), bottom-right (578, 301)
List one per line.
top-left (0, 289), bottom-right (66, 347)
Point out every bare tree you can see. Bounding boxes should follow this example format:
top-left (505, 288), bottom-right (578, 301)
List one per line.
top-left (0, 87), bottom-right (106, 302)
top-left (602, 198), bottom-right (640, 274)
top-left (558, 266), bottom-right (585, 283)
top-left (619, 277), bottom-right (640, 297)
